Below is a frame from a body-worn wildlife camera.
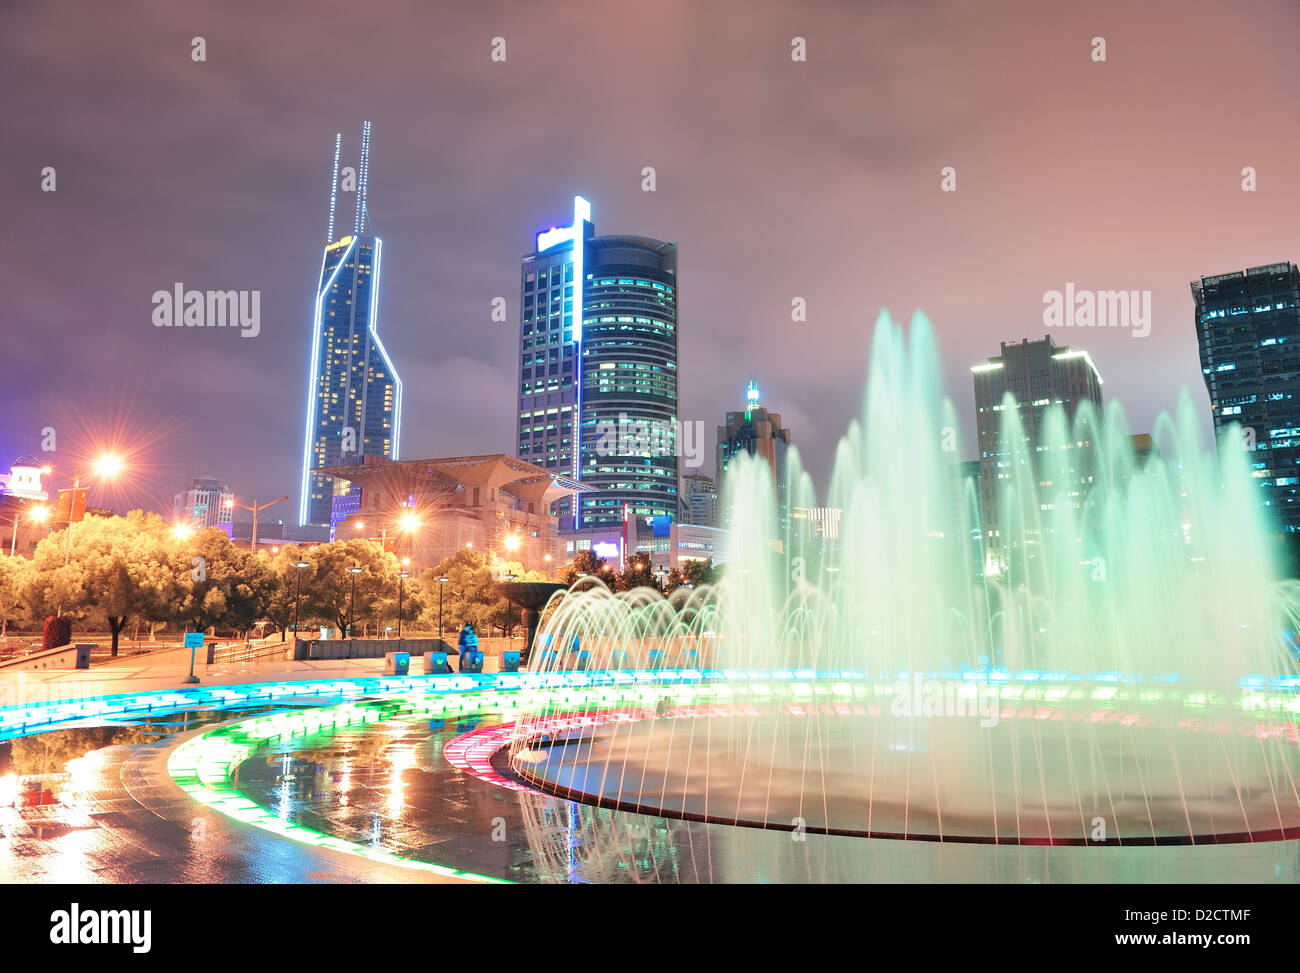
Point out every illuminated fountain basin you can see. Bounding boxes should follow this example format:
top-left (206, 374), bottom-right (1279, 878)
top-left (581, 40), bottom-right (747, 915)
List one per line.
top-left (512, 312), bottom-right (1300, 846)
top-left (506, 676), bottom-right (1300, 844)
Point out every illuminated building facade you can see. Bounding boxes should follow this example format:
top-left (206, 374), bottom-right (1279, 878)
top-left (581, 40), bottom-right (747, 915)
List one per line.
top-left (971, 336), bottom-right (1104, 549)
top-left (299, 122), bottom-right (403, 527)
top-left (516, 196), bottom-right (679, 531)
top-left (1192, 262), bottom-right (1300, 533)
top-left (325, 454), bottom-right (588, 572)
top-left (0, 454), bottom-right (48, 501)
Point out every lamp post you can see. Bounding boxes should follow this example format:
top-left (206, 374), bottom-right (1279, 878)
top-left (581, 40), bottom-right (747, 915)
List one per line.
top-left (291, 560), bottom-right (310, 640)
top-left (229, 495), bottom-right (288, 553)
top-left (396, 568), bottom-right (412, 645)
top-left (436, 575), bottom-right (449, 641)
top-left (44, 455), bottom-right (123, 615)
top-left (347, 565), bottom-right (363, 640)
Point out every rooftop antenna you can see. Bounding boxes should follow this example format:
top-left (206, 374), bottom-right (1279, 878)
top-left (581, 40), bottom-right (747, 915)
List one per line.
top-left (326, 132), bottom-right (341, 245)
top-left (354, 120), bottom-right (371, 236)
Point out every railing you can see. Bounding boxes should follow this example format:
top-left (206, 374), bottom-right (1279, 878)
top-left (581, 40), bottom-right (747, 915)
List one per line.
top-left (210, 640), bottom-right (289, 665)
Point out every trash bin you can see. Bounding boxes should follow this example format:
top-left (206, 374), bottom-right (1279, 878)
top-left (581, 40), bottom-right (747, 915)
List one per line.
top-left (384, 651), bottom-right (410, 676)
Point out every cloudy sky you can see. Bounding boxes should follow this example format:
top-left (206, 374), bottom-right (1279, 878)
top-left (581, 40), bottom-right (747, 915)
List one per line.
top-left (3, 0), bottom-right (1298, 516)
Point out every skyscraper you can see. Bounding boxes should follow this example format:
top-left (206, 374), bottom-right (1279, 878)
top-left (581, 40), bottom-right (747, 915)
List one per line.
top-left (516, 196), bottom-right (679, 531)
top-left (716, 380), bottom-right (793, 532)
top-left (971, 336), bottom-right (1103, 548)
top-left (1192, 261), bottom-right (1300, 533)
top-left (298, 122), bottom-right (403, 527)
top-left (173, 476), bottom-right (233, 530)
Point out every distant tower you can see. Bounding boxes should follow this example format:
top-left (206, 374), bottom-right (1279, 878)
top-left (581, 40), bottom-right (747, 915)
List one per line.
top-left (716, 380), bottom-right (793, 531)
top-left (298, 122), bottom-right (403, 527)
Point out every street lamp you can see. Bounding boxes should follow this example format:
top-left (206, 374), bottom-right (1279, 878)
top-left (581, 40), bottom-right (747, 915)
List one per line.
top-left (396, 569), bottom-right (412, 644)
top-left (436, 576), bottom-right (449, 640)
top-left (291, 560), bottom-right (310, 640)
top-left (229, 495), bottom-right (288, 553)
top-left (44, 454), bottom-right (124, 568)
top-left (172, 523), bottom-right (193, 540)
top-left (347, 565), bottom-right (364, 640)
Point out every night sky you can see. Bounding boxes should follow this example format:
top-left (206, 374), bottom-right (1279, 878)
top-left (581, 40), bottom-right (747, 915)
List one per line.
top-left (3, 0), bottom-right (1299, 517)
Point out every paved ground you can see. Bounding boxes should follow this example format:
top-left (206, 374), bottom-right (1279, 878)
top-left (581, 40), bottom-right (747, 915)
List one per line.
top-left (0, 643), bottom-right (505, 701)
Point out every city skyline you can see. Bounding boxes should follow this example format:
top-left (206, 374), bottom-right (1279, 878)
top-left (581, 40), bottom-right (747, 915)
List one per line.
top-left (4, 0), bottom-right (1299, 518)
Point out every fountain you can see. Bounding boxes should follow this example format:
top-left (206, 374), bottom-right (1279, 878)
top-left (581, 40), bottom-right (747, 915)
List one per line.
top-left (508, 311), bottom-right (1300, 845)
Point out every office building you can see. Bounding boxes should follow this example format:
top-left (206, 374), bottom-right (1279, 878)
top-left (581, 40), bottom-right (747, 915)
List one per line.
top-left (516, 196), bottom-right (679, 532)
top-left (971, 336), bottom-right (1104, 549)
top-left (1192, 262), bottom-right (1300, 532)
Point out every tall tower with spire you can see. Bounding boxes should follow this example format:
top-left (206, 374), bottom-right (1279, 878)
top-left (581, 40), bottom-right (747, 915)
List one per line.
top-left (298, 122), bottom-right (403, 528)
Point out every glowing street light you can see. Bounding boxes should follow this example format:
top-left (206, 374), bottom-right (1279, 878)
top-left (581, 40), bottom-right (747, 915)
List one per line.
top-left (91, 453), bottom-right (124, 478)
top-left (504, 533), bottom-right (521, 553)
top-left (173, 524), bottom-right (193, 540)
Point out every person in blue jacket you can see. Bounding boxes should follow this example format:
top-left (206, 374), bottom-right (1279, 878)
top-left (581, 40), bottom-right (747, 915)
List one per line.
top-left (457, 623), bottom-right (480, 672)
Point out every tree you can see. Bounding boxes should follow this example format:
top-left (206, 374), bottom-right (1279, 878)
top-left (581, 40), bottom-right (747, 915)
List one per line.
top-left (558, 549), bottom-right (610, 585)
top-left (663, 558), bottom-right (719, 594)
top-left (171, 528), bottom-right (276, 637)
top-left (611, 551), bottom-right (659, 592)
top-left (263, 547), bottom-right (301, 641)
top-left (0, 555), bottom-right (32, 639)
top-left (418, 549), bottom-right (546, 637)
top-left (26, 511), bottom-right (181, 657)
top-left (297, 539), bottom-right (407, 635)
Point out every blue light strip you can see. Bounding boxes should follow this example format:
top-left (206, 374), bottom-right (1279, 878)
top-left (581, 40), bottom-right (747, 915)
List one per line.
top-left (571, 196), bottom-right (587, 508)
top-left (3, 667), bottom-right (1293, 743)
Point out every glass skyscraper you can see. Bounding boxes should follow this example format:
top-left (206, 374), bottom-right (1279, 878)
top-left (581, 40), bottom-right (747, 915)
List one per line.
top-left (1192, 261), bottom-right (1300, 533)
top-left (516, 197), bottom-right (679, 530)
top-left (298, 122), bottom-right (403, 527)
